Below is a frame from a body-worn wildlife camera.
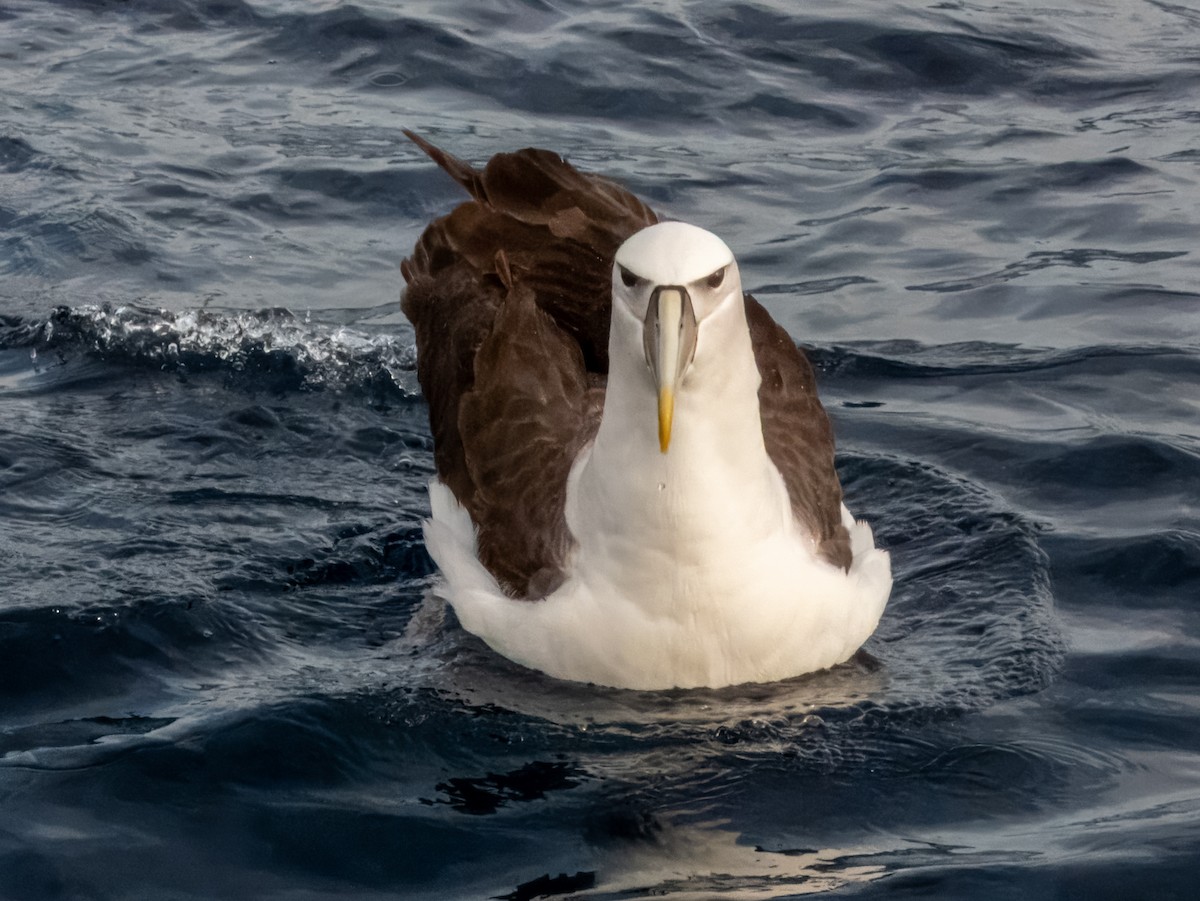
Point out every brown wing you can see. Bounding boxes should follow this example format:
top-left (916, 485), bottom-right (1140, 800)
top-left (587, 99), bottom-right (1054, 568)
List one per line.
top-left (400, 133), bottom-right (655, 597)
top-left (746, 294), bottom-right (852, 571)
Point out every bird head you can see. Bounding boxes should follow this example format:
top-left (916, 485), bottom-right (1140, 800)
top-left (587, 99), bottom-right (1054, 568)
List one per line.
top-left (612, 222), bottom-right (742, 453)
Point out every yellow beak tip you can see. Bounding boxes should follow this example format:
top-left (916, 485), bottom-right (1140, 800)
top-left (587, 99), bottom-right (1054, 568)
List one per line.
top-left (658, 388), bottom-right (674, 454)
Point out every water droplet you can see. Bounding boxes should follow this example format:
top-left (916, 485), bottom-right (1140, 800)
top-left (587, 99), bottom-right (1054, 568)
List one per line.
top-left (370, 71), bottom-right (409, 87)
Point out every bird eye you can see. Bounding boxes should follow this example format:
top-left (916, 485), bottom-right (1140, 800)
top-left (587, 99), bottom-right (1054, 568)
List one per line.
top-left (706, 267), bottom-right (726, 290)
top-left (619, 265), bottom-right (640, 288)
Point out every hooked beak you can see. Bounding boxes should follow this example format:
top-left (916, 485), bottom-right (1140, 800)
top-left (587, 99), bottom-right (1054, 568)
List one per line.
top-left (643, 285), bottom-right (698, 453)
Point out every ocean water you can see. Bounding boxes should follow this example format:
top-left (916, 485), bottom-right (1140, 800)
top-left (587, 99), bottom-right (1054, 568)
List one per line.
top-left (2, 0), bottom-right (1199, 898)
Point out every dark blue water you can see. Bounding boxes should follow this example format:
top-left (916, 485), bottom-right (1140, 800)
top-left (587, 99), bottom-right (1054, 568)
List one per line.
top-left (2, 1), bottom-right (1199, 898)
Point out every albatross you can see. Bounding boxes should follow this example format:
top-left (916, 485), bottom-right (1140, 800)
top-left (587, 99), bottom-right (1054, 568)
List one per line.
top-left (400, 132), bottom-right (891, 690)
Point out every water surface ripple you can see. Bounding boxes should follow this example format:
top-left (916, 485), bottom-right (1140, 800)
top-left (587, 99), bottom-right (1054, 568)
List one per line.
top-left (2, 0), bottom-right (1199, 898)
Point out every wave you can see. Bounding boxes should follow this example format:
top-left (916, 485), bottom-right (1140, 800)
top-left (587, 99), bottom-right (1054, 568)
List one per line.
top-left (1, 304), bottom-right (418, 398)
top-left (37, 0), bottom-right (1187, 120)
top-left (809, 338), bottom-right (1200, 381)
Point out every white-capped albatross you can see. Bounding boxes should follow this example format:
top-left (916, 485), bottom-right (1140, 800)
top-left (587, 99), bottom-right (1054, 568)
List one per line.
top-left (400, 131), bottom-right (891, 690)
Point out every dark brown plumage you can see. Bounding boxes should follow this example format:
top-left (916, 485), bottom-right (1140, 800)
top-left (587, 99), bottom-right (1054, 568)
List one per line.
top-left (400, 133), bottom-right (850, 598)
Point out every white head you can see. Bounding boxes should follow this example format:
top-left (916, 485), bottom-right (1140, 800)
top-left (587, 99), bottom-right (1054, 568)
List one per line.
top-left (611, 222), bottom-right (744, 453)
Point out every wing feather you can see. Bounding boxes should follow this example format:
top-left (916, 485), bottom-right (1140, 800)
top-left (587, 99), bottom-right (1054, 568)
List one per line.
top-left (401, 135), bottom-right (653, 596)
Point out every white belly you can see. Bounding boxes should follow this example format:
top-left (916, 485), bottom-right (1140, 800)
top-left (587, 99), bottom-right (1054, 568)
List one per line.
top-left (422, 478), bottom-right (891, 690)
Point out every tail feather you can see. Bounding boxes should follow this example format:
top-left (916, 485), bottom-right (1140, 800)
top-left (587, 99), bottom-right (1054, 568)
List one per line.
top-left (403, 129), bottom-right (487, 202)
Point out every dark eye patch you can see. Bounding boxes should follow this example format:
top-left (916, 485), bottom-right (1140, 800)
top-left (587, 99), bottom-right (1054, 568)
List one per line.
top-left (619, 265), bottom-right (640, 288)
top-left (706, 267), bottom-right (726, 290)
